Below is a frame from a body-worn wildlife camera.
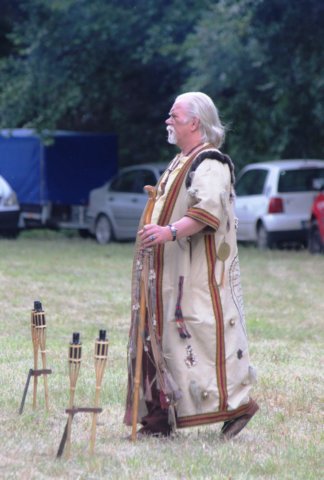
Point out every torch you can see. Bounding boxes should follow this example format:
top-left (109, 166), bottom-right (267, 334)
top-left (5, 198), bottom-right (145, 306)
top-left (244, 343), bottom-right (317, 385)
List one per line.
top-left (90, 329), bottom-right (109, 454)
top-left (19, 301), bottom-right (52, 415)
top-left (65, 332), bottom-right (82, 458)
top-left (31, 301), bottom-right (42, 409)
top-left (33, 301), bottom-right (50, 410)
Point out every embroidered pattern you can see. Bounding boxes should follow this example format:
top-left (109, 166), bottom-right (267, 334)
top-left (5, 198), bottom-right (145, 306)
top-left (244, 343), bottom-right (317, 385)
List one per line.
top-left (229, 254), bottom-right (247, 337)
top-left (184, 345), bottom-right (197, 368)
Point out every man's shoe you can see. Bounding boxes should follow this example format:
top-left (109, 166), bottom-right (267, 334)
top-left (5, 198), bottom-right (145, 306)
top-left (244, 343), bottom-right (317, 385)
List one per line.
top-left (220, 399), bottom-right (259, 441)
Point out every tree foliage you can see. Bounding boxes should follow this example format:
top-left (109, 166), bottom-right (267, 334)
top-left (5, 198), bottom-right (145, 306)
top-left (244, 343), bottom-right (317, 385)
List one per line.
top-left (0, 0), bottom-right (323, 168)
top-left (185, 0), bottom-right (324, 167)
top-left (0, 0), bottom-right (210, 164)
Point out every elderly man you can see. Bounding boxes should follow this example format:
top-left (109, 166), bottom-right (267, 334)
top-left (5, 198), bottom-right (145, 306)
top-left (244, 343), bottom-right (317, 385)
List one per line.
top-left (124, 92), bottom-right (258, 439)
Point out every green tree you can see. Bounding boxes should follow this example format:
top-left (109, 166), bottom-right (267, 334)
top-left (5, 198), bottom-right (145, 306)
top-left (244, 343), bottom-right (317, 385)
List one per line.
top-left (184, 0), bottom-right (324, 169)
top-left (0, 0), bottom-right (211, 165)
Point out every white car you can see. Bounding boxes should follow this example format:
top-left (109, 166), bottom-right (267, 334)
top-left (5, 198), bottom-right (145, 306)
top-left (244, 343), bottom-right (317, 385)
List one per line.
top-left (0, 175), bottom-right (20, 238)
top-left (87, 164), bottom-right (167, 244)
top-left (234, 159), bottom-right (324, 248)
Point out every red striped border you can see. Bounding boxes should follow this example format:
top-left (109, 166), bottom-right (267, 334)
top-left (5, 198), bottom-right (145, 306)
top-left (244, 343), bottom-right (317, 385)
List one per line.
top-left (186, 207), bottom-right (220, 231)
top-left (177, 401), bottom-right (251, 428)
top-left (205, 235), bottom-right (228, 411)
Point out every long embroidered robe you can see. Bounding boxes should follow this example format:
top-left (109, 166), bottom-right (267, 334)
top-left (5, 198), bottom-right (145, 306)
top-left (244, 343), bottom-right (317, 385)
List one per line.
top-left (125, 144), bottom-right (256, 429)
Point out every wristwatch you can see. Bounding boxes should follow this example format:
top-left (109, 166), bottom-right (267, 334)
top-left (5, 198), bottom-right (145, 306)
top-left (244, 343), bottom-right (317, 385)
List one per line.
top-left (168, 224), bottom-right (177, 241)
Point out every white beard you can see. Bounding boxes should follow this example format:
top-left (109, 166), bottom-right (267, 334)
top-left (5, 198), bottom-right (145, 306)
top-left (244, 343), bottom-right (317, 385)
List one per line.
top-left (167, 126), bottom-right (177, 145)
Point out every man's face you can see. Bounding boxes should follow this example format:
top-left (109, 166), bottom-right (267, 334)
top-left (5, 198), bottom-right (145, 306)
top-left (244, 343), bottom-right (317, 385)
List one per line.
top-left (165, 101), bottom-right (191, 146)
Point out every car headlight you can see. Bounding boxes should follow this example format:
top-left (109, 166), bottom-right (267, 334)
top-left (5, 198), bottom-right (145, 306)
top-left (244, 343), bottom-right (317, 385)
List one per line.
top-left (4, 191), bottom-right (19, 207)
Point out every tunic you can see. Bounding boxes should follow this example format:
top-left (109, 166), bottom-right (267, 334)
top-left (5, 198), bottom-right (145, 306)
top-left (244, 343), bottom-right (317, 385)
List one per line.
top-left (125, 144), bottom-right (256, 429)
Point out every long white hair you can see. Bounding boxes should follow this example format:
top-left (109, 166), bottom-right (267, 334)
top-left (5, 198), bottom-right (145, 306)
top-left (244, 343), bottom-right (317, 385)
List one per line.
top-left (175, 92), bottom-right (225, 148)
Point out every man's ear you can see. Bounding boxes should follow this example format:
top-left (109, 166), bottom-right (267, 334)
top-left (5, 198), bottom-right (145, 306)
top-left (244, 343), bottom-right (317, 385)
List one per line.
top-left (190, 116), bottom-right (200, 132)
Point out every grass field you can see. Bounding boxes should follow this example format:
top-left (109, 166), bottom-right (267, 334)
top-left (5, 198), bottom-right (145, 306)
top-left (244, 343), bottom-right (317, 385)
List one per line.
top-left (0, 231), bottom-right (323, 479)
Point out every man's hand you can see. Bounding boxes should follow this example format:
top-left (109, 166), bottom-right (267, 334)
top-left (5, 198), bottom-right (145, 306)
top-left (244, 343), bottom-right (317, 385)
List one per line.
top-left (139, 224), bottom-right (172, 247)
top-left (139, 217), bottom-right (205, 247)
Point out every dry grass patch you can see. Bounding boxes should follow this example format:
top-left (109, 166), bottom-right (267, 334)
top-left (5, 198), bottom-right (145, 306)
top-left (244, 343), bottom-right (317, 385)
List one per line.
top-left (0, 233), bottom-right (323, 479)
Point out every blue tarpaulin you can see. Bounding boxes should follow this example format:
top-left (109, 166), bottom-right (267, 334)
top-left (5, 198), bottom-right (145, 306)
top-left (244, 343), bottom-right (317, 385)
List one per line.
top-left (0, 130), bottom-right (118, 205)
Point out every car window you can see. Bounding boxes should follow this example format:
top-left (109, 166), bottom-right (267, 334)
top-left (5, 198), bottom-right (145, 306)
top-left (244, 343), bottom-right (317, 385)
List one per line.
top-left (278, 168), bottom-right (324, 192)
top-left (110, 169), bottom-right (157, 193)
top-left (132, 170), bottom-right (158, 193)
top-left (235, 169), bottom-right (268, 196)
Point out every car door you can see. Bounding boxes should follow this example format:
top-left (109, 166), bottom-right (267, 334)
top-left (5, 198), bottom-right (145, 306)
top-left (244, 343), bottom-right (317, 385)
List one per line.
top-left (235, 168), bottom-right (269, 240)
top-left (107, 168), bottom-right (158, 237)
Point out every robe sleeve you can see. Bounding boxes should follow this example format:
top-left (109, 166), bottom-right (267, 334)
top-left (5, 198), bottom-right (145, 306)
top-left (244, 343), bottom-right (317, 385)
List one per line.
top-left (185, 159), bottom-right (231, 232)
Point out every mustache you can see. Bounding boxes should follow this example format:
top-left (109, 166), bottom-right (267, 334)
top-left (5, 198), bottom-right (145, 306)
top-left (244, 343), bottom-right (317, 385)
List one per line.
top-left (167, 126), bottom-right (175, 134)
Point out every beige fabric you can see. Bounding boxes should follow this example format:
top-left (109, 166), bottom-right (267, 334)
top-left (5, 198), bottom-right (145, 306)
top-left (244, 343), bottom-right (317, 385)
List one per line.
top-left (153, 152), bottom-right (256, 423)
top-left (152, 151), bottom-right (191, 224)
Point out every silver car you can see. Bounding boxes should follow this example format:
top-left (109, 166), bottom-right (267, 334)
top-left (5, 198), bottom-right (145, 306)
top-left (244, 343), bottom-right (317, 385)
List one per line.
top-left (0, 175), bottom-right (20, 238)
top-left (235, 159), bottom-right (324, 248)
top-left (87, 163), bottom-right (167, 244)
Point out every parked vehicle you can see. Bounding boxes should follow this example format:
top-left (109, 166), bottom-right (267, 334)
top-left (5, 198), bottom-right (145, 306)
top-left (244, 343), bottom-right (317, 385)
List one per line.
top-left (0, 129), bottom-right (117, 234)
top-left (87, 163), bottom-right (167, 244)
top-left (234, 159), bottom-right (324, 248)
top-left (0, 175), bottom-right (20, 237)
top-left (308, 179), bottom-right (324, 253)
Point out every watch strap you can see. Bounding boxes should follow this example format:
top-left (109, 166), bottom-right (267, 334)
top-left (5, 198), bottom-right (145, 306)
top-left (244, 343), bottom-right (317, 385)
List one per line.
top-left (168, 224), bottom-right (177, 241)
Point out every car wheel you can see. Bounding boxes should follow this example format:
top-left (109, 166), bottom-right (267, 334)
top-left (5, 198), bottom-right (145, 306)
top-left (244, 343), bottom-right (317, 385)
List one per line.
top-left (0, 229), bottom-right (20, 239)
top-left (308, 221), bottom-right (323, 254)
top-left (95, 215), bottom-right (113, 244)
top-left (256, 224), bottom-right (272, 249)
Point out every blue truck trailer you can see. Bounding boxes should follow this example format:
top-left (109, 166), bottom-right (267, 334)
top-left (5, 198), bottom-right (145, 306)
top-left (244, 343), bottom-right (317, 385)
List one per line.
top-left (0, 129), bottom-right (118, 233)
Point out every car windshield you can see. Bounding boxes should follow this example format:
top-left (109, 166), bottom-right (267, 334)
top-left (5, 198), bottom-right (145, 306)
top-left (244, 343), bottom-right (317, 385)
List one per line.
top-left (235, 169), bottom-right (268, 196)
top-left (278, 168), bottom-right (324, 193)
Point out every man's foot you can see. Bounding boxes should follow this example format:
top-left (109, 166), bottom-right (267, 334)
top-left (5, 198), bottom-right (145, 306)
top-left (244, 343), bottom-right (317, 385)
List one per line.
top-left (220, 399), bottom-right (259, 441)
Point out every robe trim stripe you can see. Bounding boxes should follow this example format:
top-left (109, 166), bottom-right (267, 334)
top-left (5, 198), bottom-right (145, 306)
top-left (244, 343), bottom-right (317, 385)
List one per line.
top-left (177, 401), bottom-right (250, 428)
top-left (186, 207), bottom-right (220, 231)
top-left (205, 235), bottom-right (228, 411)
